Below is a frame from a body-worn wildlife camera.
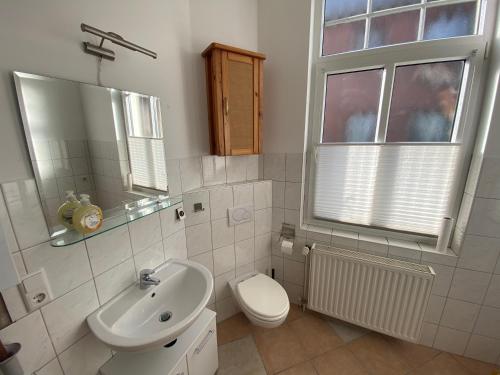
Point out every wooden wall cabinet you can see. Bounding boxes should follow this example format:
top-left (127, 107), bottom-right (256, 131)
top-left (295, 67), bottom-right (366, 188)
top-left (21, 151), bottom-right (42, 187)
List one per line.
top-left (202, 43), bottom-right (265, 156)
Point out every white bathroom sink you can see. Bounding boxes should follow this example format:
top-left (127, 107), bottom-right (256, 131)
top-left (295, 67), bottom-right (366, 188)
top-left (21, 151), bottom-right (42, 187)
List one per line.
top-left (87, 259), bottom-right (213, 352)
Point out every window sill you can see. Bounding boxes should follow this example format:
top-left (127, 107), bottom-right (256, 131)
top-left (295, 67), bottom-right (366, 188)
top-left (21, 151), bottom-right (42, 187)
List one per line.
top-left (303, 224), bottom-right (458, 267)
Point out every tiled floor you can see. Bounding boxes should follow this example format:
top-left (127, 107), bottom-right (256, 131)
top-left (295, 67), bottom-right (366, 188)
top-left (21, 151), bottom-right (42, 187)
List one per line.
top-left (216, 305), bottom-right (500, 375)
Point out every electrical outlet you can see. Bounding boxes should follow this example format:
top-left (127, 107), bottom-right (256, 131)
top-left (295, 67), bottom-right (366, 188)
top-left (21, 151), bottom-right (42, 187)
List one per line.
top-left (21, 269), bottom-right (52, 311)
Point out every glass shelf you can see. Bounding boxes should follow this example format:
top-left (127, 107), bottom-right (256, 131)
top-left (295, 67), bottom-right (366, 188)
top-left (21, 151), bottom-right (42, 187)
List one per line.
top-left (50, 196), bottom-right (182, 247)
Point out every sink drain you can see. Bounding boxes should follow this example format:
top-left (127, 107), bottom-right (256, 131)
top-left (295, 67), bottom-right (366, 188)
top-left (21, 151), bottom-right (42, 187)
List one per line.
top-left (159, 311), bottom-right (172, 322)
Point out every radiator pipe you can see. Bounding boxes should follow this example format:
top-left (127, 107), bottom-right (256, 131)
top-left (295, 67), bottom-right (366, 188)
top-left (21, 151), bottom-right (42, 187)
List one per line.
top-left (301, 243), bottom-right (315, 312)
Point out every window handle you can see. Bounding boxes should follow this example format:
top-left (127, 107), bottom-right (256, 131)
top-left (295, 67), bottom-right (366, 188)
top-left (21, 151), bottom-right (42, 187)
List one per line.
top-left (194, 329), bottom-right (214, 355)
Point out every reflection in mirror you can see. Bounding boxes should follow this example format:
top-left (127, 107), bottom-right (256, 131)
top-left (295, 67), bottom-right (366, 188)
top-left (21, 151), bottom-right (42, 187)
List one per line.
top-left (13, 72), bottom-right (169, 238)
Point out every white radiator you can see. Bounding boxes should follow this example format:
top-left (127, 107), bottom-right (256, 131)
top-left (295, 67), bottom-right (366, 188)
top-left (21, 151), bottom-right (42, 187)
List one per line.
top-left (307, 244), bottom-right (435, 342)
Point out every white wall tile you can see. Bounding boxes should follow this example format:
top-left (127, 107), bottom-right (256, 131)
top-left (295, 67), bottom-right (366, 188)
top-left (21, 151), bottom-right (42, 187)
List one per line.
top-left (163, 230), bottom-right (187, 260)
top-left (159, 203), bottom-right (185, 238)
top-left (272, 207), bottom-right (284, 233)
top-left (58, 333), bottom-right (112, 375)
top-left (484, 274), bottom-right (500, 308)
top-left (189, 251), bottom-right (214, 276)
top-left (185, 222), bottom-right (212, 257)
top-left (388, 239), bottom-right (421, 261)
top-left (226, 156), bottom-right (247, 183)
top-left (474, 306), bottom-right (500, 339)
top-left (235, 238), bottom-right (254, 267)
top-left (465, 334), bottom-right (500, 363)
top-left (183, 190), bottom-right (211, 227)
top-left (424, 295), bottom-right (446, 324)
top-left (86, 225), bottom-right (132, 276)
top-left (306, 226), bottom-right (332, 244)
top-left (40, 280), bottom-right (99, 354)
top-left (166, 159), bottom-right (182, 198)
top-left (1, 286), bottom-right (28, 322)
top-left (271, 255), bottom-right (284, 280)
top-left (458, 235), bottom-right (500, 273)
top-left (427, 263), bottom-right (455, 297)
top-left (0, 190), bottom-right (19, 253)
top-left (419, 322), bottom-right (438, 347)
top-left (23, 241), bottom-right (92, 298)
top-left (272, 181), bottom-right (285, 208)
top-left (420, 246), bottom-right (458, 267)
top-left (233, 184), bottom-right (254, 206)
top-left (254, 181), bottom-right (272, 210)
top-left (236, 262), bottom-right (254, 277)
top-left (264, 153), bottom-right (285, 181)
top-left (35, 358), bottom-right (64, 375)
top-left (448, 268), bottom-right (490, 304)
top-left (1, 180), bottom-right (49, 249)
top-left (358, 234), bottom-right (388, 256)
top-left (214, 270), bottom-right (235, 301)
top-left (216, 296), bottom-right (239, 322)
top-left (284, 258), bottom-right (305, 286)
top-left (476, 157), bottom-right (500, 199)
top-left (284, 209), bottom-right (306, 237)
top-left (180, 157), bottom-right (202, 192)
top-left (94, 259), bottom-right (136, 304)
top-left (212, 218), bottom-right (234, 249)
top-left (440, 298), bottom-right (480, 332)
top-left (246, 155), bottom-right (260, 181)
top-left (133, 241), bottom-right (165, 275)
top-left (128, 213), bottom-right (162, 254)
top-left (0, 311), bottom-right (55, 374)
top-left (433, 326), bottom-right (470, 355)
top-left (255, 256), bottom-right (271, 275)
top-left (285, 153), bottom-right (303, 183)
top-left (235, 220), bottom-right (254, 242)
top-left (284, 182), bottom-right (301, 210)
top-left (255, 208), bottom-right (272, 235)
top-left (202, 155), bottom-right (226, 186)
top-left (213, 245), bottom-right (235, 276)
top-left (467, 198), bottom-right (500, 238)
top-left (209, 186), bottom-right (233, 220)
top-left (255, 233), bottom-right (271, 260)
top-left (284, 281), bottom-right (303, 304)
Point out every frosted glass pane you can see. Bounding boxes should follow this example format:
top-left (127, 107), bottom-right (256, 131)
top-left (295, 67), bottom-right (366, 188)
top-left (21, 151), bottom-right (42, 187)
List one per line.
top-left (323, 21), bottom-right (365, 56)
top-left (372, 0), bottom-right (420, 12)
top-left (386, 61), bottom-right (465, 142)
top-left (322, 69), bottom-right (383, 143)
top-left (369, 11), bottom-right (420, 48)
top-left (324, 0), bottom-right (367, 21)
top-left (424, 2), bottom-right (476, 40)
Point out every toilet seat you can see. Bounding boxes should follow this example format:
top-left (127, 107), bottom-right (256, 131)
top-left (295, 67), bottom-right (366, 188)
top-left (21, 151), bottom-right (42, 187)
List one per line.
top-left (230, 272), bottom-right (290, 328)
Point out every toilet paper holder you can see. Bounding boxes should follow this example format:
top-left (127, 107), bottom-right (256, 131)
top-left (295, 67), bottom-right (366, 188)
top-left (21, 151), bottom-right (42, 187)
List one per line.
top-left (279, 223), bottom-right (295, 241)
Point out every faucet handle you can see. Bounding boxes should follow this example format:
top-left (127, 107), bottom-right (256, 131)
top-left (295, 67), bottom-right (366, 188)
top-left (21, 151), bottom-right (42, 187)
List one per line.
top-left (140, 269), bottom-right (155, 278)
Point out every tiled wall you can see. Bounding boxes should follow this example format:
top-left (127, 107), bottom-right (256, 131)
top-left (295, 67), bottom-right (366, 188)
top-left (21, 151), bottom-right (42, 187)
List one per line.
top-left (265, 152), bottom-right (500, 366)
top-left (0, 153), bottom-right (268, 374)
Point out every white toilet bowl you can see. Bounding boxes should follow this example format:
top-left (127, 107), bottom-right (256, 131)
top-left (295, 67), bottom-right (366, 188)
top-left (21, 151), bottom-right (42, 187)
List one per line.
top-left (229, 272), bottom-right (289, 328)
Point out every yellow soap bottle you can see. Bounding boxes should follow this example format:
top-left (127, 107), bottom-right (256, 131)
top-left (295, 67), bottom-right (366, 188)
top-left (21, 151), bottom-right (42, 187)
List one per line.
top-left (72, 194), bottom-right (103, 234)
top-left (57, 191), bottom-right (81, 229)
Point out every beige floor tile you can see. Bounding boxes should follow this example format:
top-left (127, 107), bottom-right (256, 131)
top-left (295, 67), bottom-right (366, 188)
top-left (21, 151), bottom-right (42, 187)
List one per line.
top-left (253, 325), bottom-right (308, 374)
top-left (217, 313), bottom-right (253, 346)
top-left (452, 354), bottom-right (500, 375)
top-left (277, 361), bottom-right (318, 375)
top-left (289, 315), bottom-right (344, 358)
top-left (408, 353), bottom-right (471, 375)
top-left (347, 333), bottom-right (411, 375)
top-left (312, 347), bottom-right (369, 375)
top-left (327, 319), bottom-right (370, 343)
top-left (382, 335), bottom-right (441, 369)
top-left (218, 335), bottom-right (266, 375)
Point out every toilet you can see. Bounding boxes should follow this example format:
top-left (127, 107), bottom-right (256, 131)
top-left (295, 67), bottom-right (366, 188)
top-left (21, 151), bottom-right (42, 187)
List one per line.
top-left (229, 272), bottom-right (290, 328)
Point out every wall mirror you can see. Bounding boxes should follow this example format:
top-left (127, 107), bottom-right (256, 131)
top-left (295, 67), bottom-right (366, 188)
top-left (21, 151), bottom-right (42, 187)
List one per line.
top-left (13, 72), bottom-right (176, 246)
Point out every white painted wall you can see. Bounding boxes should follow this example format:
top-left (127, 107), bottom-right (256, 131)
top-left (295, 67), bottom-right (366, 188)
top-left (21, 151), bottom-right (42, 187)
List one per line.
top-left (0, 0), bottom-right (259, 183)
top-left (258, 0), bottom-right (313, 154)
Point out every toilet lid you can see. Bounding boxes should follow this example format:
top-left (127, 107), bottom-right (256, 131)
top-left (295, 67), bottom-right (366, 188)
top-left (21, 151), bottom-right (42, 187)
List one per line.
top-left (237, 274), bottom-right (289, 318)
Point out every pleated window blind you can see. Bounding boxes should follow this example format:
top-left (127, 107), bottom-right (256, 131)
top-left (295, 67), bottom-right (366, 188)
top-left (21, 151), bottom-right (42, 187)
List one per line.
top-left (313, 144), bottom-right (460, 236)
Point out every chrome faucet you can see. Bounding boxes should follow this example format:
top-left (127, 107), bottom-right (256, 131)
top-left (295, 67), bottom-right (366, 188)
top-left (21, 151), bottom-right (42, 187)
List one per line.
top-left (139, 269), bottom-right (160, 289)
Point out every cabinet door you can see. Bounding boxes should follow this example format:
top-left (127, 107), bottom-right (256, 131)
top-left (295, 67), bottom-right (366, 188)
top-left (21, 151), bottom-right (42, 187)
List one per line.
top-left (221, 51), bottom-right (261, 155)
top-left (168, 357), bottom-right (188, 375)
top-left (186, 318), bottom-right (218, 375)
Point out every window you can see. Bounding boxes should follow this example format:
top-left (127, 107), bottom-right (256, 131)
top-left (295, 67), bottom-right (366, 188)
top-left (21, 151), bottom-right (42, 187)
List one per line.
top-left (306, 0), bottom-right (488, 237)
top-left (123, 93), bottom-right (168, 192)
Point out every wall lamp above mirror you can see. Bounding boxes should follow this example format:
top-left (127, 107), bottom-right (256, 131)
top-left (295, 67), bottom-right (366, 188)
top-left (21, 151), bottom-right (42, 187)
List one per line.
top-left (81, 23), bottom-right (158, 61)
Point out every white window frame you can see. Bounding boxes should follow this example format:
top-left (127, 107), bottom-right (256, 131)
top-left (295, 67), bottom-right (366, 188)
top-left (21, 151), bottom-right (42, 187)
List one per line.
top-left (303, 0), bottom-right (491, 242)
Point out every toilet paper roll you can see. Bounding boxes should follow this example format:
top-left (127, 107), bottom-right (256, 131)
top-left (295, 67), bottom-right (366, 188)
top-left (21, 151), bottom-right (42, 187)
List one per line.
top-left (281, 239), bottom-right (294, 255)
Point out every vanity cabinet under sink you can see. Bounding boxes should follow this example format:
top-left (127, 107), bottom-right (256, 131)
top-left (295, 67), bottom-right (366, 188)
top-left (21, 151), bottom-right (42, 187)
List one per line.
top-left (100, 309), bottom-right (218, 375)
